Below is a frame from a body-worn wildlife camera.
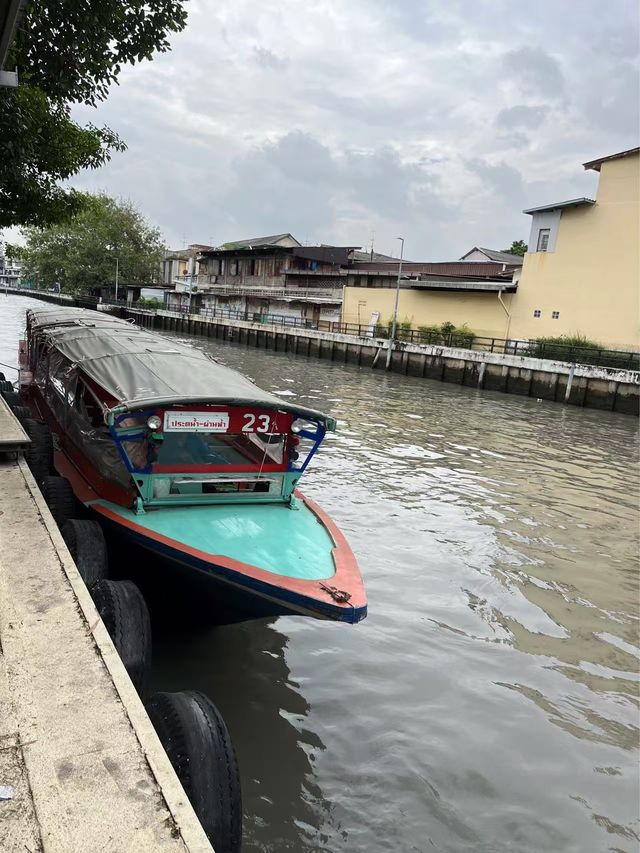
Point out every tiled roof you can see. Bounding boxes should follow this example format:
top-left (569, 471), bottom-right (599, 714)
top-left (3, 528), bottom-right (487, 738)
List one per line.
top-left (217, 233), bottom-right (300, 250)
top-left (477, 247), bottom-right (524, 264)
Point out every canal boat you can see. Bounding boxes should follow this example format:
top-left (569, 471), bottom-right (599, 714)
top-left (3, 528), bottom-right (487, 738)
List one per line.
top-left (18, 307), bottom-right (367, 624)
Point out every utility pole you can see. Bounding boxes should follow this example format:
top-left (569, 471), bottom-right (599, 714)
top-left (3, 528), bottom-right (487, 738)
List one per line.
top-left (386, 237), bottom-right (405, 369)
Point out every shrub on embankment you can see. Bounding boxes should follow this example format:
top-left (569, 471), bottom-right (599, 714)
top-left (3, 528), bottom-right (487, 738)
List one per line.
top-left (376, 319), bottom-right (475, 346)
top-left (524, 335), bottom-right (640, 371)
top-left (416, 321), bottom-right (475, 348)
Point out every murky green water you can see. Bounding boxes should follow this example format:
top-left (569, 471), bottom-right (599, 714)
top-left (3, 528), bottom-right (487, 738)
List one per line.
top-left (2, 296), bottom-right (639, 852)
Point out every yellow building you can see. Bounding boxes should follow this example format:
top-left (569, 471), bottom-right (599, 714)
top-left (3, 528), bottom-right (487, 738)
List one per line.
top-left (341, 147), bottom-right (640, 349)
top-left (341, 285), bottom-right (514, 339)
top-left (510, 147), bottom-right (639, 348)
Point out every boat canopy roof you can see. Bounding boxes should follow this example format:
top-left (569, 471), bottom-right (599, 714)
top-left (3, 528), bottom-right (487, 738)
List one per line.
top-left (27, 307), bottom-right (336, 428)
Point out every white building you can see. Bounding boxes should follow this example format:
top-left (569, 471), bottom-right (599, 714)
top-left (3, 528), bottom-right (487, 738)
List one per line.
top-left (0, 245), bottom-right (21, 287)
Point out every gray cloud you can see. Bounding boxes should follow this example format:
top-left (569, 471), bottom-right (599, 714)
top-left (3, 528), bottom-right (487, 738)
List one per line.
top-left (467, 159), bottom-right (526, 208)
top-left (253, 46), bottom-right (288, 70)
top-left (30, 0), bottom-right (635, 262)
top-left (581, 61), bottom-right (640, 135)
top-left (495, 105), bottom-right (550, 130)
top-left (502, 47), bottom-right (565, 99)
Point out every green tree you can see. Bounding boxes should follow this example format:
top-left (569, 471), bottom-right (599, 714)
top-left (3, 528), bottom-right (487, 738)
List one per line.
top-left (502, 239), bottom-right (528, 256)
top-left (19, 193), bottom-right (165, 294)
top-left (0, 1), bottom-right (187, 228)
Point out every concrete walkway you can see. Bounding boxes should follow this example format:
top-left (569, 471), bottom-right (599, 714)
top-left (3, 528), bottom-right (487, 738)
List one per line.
top-left (0, 456), bottom-right (213, 853)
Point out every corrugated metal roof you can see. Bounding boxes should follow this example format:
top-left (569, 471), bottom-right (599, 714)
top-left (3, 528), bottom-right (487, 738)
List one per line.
top-left (583, 147), bottom-right (640, 172)
top-left (350, 250), bottom-right (403, 262)
top-left (349, 261), bottom-right (512, 277)
top-left (522, 197), bottom-right (595, 215)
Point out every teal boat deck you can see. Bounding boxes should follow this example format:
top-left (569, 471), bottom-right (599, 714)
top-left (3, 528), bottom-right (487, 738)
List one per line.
top-left (95, 498), bottom-right (337, 580)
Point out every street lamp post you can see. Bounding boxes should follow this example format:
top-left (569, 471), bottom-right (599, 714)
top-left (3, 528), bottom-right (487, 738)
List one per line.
top-left (114, 257), bottom-right (119, 302)
top-left (385, 236), bottom-right (405, 369)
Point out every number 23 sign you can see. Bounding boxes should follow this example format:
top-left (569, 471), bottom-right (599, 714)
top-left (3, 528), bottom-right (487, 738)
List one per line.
top-left (163, 408), bottom-right (293, 434)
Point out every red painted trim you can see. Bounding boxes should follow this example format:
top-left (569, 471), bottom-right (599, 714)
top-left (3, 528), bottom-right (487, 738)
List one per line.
top-left (295, 490), bottom-right (366, 606)
top-left (54, 450), bottom-right (102, 504)
top-left (157, 404), bottom-right (294, 436)
top-left (82, 374), bottom-right (119, 407)
top-left (92, 495), bottom-right (366, 611)
top-left (151, 463), bottom-right (285, 474)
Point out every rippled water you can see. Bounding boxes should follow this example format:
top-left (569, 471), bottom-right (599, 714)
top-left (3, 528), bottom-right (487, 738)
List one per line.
top-left (2, 296), bottom-right (639, 852)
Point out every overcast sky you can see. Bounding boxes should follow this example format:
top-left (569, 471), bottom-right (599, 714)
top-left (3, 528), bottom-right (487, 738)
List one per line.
top-left (28, 0), bottom-right (640, 258)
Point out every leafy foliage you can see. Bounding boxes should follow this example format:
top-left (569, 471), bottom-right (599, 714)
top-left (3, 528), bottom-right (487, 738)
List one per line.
top-left (417, 322), bottom-right (475, 347)
top-left (19, 194), bottom-right (165, 294)
top-left (501, 239), bottom-right (528, 256)
top-left (0, 87), bottom-right (124, 228)
top-left (378, 318), bottom-right (476, 346)
top-left (1, 0), bottom-right (187, 228)
top-left (523, 335), bottom-right (639, 370)
top-left (524, 333), bottom-right (601, 362)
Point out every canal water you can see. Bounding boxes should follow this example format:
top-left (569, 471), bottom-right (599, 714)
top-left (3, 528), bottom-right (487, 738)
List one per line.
top-left (1, 295), bottom-right (639, 853)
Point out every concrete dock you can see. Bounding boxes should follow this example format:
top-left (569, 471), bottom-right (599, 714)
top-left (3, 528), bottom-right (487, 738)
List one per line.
top-left (0, 445), bottom-right (213, 851)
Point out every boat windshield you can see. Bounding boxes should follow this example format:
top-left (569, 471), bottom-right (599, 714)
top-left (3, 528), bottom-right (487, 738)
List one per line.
top-left (154, 431), bottom-right (286, 468)
top-left (111, 411), bottom-right (290, 474)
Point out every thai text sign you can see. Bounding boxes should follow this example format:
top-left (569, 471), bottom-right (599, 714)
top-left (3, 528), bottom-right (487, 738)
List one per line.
top-left (164, 411), bottom-right (230, 432)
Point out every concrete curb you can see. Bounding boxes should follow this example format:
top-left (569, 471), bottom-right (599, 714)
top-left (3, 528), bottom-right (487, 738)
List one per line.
top-left (16, 457), bottom-right (214, 853)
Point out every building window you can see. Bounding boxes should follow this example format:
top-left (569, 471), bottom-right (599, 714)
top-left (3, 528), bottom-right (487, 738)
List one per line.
top-left (552, 311), bottom-right (560, 319)
top-left (229, 260), bottom-right (238, 276)
top-left (533, 309), bottom-right (541, 317)
top-left (537, 228), bottom-right (550, 252)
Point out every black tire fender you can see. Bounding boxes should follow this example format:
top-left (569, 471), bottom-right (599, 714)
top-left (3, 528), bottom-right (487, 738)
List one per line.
top-left (61, 519), bottom-right (108, 588)
top-left (41, 475), bottom-right (76, 528)
top-left (146, 691), bottom-right (242, 853)
top-left (23, 418), bottom-right (53, 484)
top-left (11, 404), bottom-right (31, 422)
top-left (92, 579), bottom-right (152, 695)
top-left (2, 390), bottom-right (20, 407)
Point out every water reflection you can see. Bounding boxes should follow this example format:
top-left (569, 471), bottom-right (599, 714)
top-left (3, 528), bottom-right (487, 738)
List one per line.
top-left (149, 618), bottom-right (337, 851)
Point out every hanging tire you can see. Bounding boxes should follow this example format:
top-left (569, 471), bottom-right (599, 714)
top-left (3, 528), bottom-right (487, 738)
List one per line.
top-left (146, 691), bottom-right (242, 853)
top-left (11, 404), bottom-right (31, 422)
top-left (41, 475), bottom-right (76, 528)
top-left (2, 390), bottom-right (21, 407)
top-left (92, 579), bottom-right (152, 694)
top-left (0, 379), bottom-right (13, 393)
top-left (62, 519), bottom-right (108, 588)
top-left (23, 418), bottom-right (53, 484)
